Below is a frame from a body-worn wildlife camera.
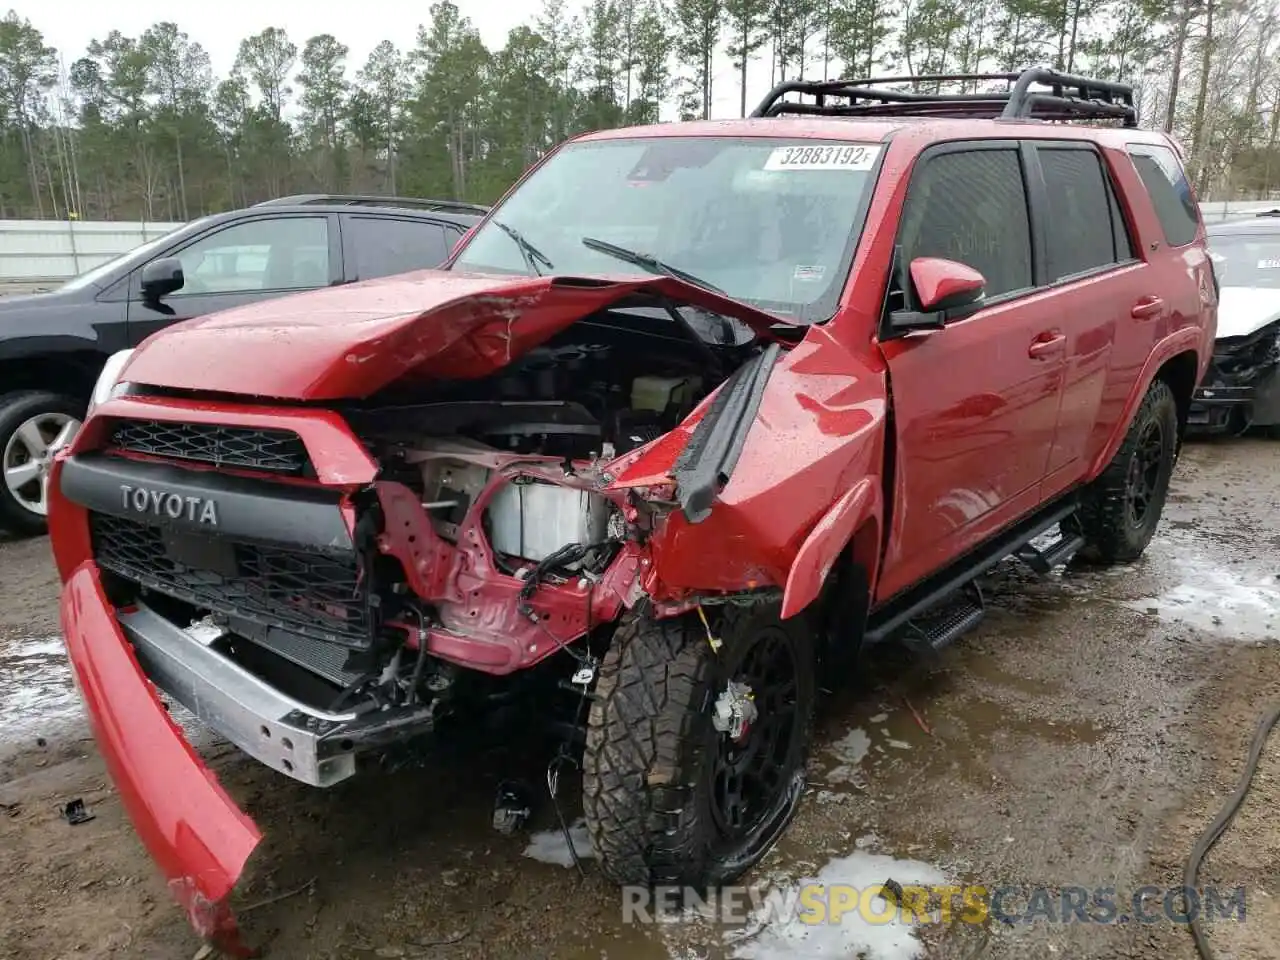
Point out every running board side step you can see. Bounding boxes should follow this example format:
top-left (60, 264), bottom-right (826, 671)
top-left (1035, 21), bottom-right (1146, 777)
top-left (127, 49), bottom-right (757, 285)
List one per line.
top-left (1014, 531), bottom-right (1086, 575)
top-left (864, 495), bottom-right (1080, 649)
top-left (899, 582), bottom-right (985, 656)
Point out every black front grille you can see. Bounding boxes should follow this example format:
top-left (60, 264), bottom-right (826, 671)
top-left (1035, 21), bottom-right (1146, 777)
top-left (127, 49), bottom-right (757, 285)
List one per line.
top-left (110, 420), bottom-right (312, 475)
top-left (91, 513), bottom-right (370, 648)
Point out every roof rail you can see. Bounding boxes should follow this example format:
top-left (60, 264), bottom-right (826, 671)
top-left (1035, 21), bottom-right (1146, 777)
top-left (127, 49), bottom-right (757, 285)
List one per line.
top-left (750, 67), bottom-right (1138, 127)
top-left (256, 194), bottom-right (491, 215)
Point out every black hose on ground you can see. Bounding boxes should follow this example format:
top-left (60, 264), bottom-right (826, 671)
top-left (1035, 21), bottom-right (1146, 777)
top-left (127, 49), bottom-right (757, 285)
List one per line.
top-left (1184, 700), bottom-right (1280, 960)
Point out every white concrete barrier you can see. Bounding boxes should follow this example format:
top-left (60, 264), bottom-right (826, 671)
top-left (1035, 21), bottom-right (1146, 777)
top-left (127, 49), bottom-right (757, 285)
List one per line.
top-left (0, 219), bottom-right (184, 283)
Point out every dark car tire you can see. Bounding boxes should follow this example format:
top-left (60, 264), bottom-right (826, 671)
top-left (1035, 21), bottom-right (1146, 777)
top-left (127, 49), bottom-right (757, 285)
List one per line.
top-left (0, 390), bottom-right (85, 536)
top-left (583, 604), bottom-right (816, 888)
top-left (1068, 378), bottom-right (1179, 564)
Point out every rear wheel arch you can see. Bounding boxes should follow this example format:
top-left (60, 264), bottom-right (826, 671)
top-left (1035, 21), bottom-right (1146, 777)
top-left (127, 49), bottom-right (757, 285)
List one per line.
top-left (1155, 348), bottom-right (1201, 448)
top-left (1070, 376), bottom-right (1179, 563)
top-left (1088, 328), bottom-right (1203, 480)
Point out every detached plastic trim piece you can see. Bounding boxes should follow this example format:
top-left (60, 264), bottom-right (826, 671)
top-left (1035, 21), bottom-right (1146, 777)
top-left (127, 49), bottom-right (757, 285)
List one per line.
top-left (673, 343), bottom-right (781, 524)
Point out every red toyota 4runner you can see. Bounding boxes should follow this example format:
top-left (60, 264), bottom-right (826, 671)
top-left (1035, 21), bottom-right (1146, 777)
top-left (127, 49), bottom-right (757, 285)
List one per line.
top-left (48, 68), bottom-right (1215, 953)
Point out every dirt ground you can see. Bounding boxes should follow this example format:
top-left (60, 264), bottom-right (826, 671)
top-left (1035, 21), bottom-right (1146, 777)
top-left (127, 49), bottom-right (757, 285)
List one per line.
top-left (2, 437), bottom-right (1280, 960)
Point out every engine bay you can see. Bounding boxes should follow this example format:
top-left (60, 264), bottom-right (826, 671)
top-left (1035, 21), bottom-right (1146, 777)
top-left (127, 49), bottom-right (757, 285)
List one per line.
top-left (346, 306), bottom-right (756, 572)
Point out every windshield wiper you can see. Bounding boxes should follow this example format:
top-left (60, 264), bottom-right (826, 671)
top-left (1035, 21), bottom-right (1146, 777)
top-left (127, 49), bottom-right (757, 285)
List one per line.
top-left (493, 220), bottom-right (554, 276)
top-left (581, 236), bottom-right (725, 294)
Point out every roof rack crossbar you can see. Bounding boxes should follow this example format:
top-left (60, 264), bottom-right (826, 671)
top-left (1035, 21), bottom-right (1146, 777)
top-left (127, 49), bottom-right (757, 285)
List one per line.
top-left (255, 194), bottom-right (490, 214)
top-left (750, 66), bottom-right (1137, 127)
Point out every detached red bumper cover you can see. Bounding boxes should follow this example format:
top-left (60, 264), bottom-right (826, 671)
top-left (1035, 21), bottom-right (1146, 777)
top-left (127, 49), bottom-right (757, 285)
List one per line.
top-left (59, 563), bottom-right (261, 956)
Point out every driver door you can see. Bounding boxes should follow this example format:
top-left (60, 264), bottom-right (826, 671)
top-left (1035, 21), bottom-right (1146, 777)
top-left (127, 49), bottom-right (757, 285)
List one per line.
top-left (874, 142), bottom-right (1067, 601)
top-left (126, 214), bottom-right (340, 345)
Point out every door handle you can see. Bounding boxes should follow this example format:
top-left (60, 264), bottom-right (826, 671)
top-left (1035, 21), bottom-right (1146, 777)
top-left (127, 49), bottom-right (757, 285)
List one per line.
top-left (1028, 332), bottom-right (1066, 359)
top-left (1131, 296), bottom-right (1164, 320)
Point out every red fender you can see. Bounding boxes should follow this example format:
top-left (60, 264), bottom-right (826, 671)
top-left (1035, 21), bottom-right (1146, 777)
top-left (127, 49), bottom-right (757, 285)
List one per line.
top-left (1086, 325), bottom-right (1206, 479)
top-left (781, 477), bottom-right (882, 620)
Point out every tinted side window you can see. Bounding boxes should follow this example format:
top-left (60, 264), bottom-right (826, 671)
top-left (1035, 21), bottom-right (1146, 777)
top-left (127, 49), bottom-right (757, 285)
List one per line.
top-left (900, 148), bottom-right (1032, 299)
top-left (173, 217), bottom-right (330, 294)
top-left (1128, 143), bottom-right (1200, 247)
top-left (1039, 147), bottom-right (1120, 279)
top-left (346, 217), bottom-right (450, 280)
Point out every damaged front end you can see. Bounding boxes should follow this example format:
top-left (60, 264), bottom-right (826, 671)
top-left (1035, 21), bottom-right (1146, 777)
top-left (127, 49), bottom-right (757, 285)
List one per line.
top-left (50, 273), bottom-right (818, 950)
top-left (1190, 319), bottom-right (1280, 434)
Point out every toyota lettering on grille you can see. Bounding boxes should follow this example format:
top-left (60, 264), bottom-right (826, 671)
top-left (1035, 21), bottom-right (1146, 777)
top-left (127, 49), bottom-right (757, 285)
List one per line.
top-left (120, 484), bottom-right (219, 526)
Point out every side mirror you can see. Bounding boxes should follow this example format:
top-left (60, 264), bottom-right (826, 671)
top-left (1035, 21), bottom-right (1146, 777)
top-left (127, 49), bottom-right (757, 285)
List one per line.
top-left (911, 257), bottom-right (986, 312)
top-left (140, 257), bottom-right (184, 302)
top-left (888, 257), bottom-right (986, 332)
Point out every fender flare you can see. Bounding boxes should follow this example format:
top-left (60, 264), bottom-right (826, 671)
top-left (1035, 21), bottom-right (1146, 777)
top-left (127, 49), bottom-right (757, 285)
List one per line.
top-left (1086, 326), bottom-right (1204, 479)
top-left (781, 477), bottom-right (882, 620)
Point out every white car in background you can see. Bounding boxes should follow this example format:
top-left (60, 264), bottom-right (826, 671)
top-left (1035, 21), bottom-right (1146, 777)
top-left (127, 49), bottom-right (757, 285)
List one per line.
top-left (1191, 212), bottom-right (1280, 434)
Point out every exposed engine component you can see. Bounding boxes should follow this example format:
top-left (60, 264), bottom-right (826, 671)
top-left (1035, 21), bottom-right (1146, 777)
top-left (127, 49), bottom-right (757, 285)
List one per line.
top-left (415, 445), bottom-right (492, 538)
top-left (488, 479), bottom-right (612, 563)
top-left (346, 312), bottom-right (726, 463)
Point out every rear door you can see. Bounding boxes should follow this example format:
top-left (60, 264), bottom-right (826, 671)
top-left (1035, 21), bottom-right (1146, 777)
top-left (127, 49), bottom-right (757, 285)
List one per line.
top-left (1124, 141), bottom-right (1216, 350)
top-left (1029, 142), bottom-right (1138, 496)
top-left (876, 141), bottom-right (1068, 601)
top-left (126, 213), bottom-right (340, 345)
top-left (339, 214), bottom-right (454, 282)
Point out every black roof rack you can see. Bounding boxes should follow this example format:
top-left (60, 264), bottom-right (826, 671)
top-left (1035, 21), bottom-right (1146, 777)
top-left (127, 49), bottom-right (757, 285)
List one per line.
top-left (256, 194), bottom-right (490, 215)
top-left (750, 67), bottom-right (1138, 127)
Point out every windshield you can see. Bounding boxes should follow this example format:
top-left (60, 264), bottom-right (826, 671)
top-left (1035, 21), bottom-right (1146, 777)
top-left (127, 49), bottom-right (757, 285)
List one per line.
top-left (451, 136), bottom-right (883, 324)
top-left (1208, 231), bottom-right (1280, 289)
top-left (57, 224), bottom-right (189, 293)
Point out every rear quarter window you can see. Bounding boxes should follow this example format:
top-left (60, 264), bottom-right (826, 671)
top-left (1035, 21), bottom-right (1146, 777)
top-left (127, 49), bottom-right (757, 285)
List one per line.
top-left (1127, 143), bottom-right (1201, 248)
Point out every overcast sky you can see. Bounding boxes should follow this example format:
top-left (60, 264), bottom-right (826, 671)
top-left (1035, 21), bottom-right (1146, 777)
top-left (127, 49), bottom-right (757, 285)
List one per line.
top-left (30, 0), bottom-right (776, 120)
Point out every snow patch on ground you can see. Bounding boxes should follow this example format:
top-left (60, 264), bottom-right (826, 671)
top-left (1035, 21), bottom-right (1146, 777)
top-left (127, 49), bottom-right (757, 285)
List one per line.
top-left (1123, 553), bottom-right (1280, 638)
top-left (522, 819), bottom-right (594, 867)
top-left (726, 850), bottom-right (948, 960)
top-left (825, 726), bottom-right (871, 782)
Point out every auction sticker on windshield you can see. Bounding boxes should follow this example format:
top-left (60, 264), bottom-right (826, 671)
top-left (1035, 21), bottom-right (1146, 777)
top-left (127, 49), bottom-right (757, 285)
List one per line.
top-left (764, 144), bottom-right (881, 171)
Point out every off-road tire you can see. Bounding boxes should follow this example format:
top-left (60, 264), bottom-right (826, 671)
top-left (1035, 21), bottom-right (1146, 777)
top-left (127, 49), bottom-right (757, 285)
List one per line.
top-left (1068, 378), bottom-right (1179, 564)
top-left (582, 605), bottom-right (816, 888)
top-left (0, 390), bottom-right (84, 536)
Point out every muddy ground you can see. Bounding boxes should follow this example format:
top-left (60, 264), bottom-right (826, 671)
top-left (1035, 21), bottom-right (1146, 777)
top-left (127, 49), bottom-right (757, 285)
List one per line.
top-left (2, 437), bottom-right (1279, 960)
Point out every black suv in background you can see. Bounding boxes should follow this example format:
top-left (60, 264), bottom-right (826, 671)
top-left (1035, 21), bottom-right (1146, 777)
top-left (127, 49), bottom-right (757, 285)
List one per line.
top-left (0, 194), bottom-right (486, 534)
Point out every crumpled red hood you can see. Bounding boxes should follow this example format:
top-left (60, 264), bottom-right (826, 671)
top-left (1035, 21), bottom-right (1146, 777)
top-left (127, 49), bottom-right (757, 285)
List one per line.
top-left (122, 270), bottom-right (783, 400)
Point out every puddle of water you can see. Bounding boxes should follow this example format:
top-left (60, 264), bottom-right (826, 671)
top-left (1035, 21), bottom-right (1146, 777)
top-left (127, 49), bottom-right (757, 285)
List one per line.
top-left (957, 697), bottom-right (1106, 746)
top-left (724, 849), bottom-right (948, 960)
top-left (0, 634), bottom-right (82, 754)
top-left (0, 634), bottom-right (226, 759)
top-left (522, 818), bottom-right (595, 867)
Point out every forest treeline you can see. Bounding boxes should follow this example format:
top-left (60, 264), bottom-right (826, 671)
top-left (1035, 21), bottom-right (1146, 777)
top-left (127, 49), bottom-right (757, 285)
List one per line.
top-left (1, 0), bottom-right (1278, 221)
